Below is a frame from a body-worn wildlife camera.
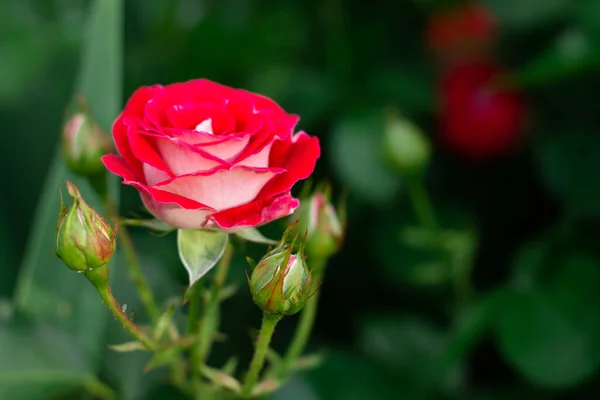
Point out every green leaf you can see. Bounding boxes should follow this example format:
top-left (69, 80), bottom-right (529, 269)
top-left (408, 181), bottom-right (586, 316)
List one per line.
top-left (234, 227), bottom-right (278, 245)
top-left (201, 365), bottom-right (242, 394)
top-left (108, 341), bottom-right (148, 353)
top-left (330, 112), bottom-right (402, 205)
top-left (483, 0), bottom-right (570, 30)
top-left (305, 351), bottom-right (413, 400)
top-left (511, 28), bottom-right (600, 88)
top-left (359, 315), bottom-right (463, 395)
top-left (177, 229), bottom-right (229, 286)
top-left (13, 0), bottom-right (122, 367)
top-left (494, 253), bottom-right (600, 388)
top-left (536, 131), bottom-right (600, 217)
top-left (121, 218), bottom-right (175, 233)
top-left (0, 317), bottom-right (101, 400)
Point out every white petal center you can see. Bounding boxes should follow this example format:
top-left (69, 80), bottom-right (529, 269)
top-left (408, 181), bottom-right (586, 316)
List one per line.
top-left (195, 118), bottom-right (214, 135)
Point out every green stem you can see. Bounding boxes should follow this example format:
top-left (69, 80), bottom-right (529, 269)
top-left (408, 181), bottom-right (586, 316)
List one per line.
top-left (118, 224), bottom-right (161, 323)
top-left (83, 377), bottom-right (116, 400)
top-left (407, 178), bottom-right (439, 234)
top-left (85, 264), bottom-right (156, 351)
top-left (406, 178), bottom-right (475, 308)
top-left (190, 241), bottom-right (234, 383)
top-left (241, 313), bottom-right (281, 397)
top-left (102, 198), bottom-right (161, 324)
top-left (277, 257), bottom-right (326, 379)
top-left (277, 290), bottom-right (321, 379)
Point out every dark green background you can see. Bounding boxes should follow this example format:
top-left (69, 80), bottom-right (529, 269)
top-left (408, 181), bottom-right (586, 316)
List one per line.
top-left (3, 0), bottom-right (600, 399)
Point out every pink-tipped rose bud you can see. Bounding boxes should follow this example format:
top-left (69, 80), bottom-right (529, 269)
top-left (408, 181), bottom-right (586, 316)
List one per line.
top-left (62, 96), bottom-right (113, 177)
top-left (289, 184), bottom-right (345, 260)
top-left (56, 181), bottom-right (116, 271)
top-left (248, 228), bottom-right (313, 316)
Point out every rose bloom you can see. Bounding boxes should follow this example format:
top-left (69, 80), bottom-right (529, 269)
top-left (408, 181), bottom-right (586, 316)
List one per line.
top-left (102, 79), bottom-right (320, 231)
top-left (425, 2), bottom-right (497, 64)
top-left (438, 61), bottom-right (526, 159)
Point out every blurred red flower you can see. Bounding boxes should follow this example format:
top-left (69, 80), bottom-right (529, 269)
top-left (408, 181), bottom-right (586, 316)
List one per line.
top-left (438, 60), bottom-right (526, 159)
top-left (425, 2), bottom-right (497, 64)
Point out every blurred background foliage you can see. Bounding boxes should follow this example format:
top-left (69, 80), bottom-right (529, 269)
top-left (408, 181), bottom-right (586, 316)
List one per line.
top-left (3, 0), bottom-right (600, 399)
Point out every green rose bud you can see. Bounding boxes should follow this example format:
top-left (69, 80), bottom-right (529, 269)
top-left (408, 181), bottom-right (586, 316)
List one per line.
top-left (56, 181), bottom-right (116, 272)
top-left (289, 184), bottom-right (345, 260)
top-left (248, 229), bottom-right (313, 316)
top-left (62, 95), bottom-right (113, 177)
top-left (383, 110), bottom-right (431, 176)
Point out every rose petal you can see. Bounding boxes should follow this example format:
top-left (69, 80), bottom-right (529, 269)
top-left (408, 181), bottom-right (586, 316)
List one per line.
top-left (112, 86), bottom-right (161, 176)
top-left (126, 180), bottom-right (213, 210)
top-left (154, 166), bottom-right (282, 211)
top-left (237, 141), bottom-right (273, 168)
top-left (143, 163), bottom-right (171, 186)
top-left (140, 192), bottom-right (214, 229)
top-left (197, 135), bottom-right (251, 161)
top-left (209, 193), bottom-right (300, 230)
top-left (127, 125), bottom-right (173, 179)
top-left (102, 154), bottom-right (137, 181)
top-left (150, 135), bottom-right (228, 175)
top-left (166, 102), bottom-right (237, 133)
top-left (259, 132), bottom-right (320, 198)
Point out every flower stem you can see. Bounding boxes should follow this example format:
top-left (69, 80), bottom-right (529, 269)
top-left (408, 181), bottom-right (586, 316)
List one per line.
top-left (406, 177), bottom-right (475, 308)
top-left (277, 290), bottom-right (320, 379)
top-left (102, 198), bottom-right (161, 324)
top-left (241, 313), bottom-right (281, 397)
top-left (277, 257), bottom-right (326, 379)
top-left (85, 264), bottom-right (156, 351)
top-left (407, 178), bottom-right (439, 235)
top-left (118, 223), bottom-right (161, 323)
top-left (83, 377), bottom-right (116, 400)
top-left (190, 241), bottom-right (234, 383)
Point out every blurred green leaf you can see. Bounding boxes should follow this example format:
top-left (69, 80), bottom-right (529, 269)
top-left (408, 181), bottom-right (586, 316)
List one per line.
top-left (0, 199), bottom-right (17, 297)
top-left (536, 131), bottom-right (600, 217)
top-left (376, 221), bottom-right (447, 286)
top-left (575, 0), bottom-right (600, 42)
top-left (13, 0), bottom-right (122, 367)
top-left (512, 28), bottom-right (600, 88)
top-left (0, 317), bottom-right (98, 400)
top-left (305, 351), bottom-right (412, 400)
top-left (359, 315), bottom-right (463, 395)
top-left (367, 68), bottom-right (435, 114)
top-left (483, 0), bottom-right (570, 30)
top-left (330, 112), bottom-right (402, 205)
top-left (494, 251), bottom-right (600, 388)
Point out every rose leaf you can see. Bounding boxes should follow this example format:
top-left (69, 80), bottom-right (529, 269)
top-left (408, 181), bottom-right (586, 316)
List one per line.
top-left (177, 229), bottom-right (229, 287)
top-left (234, 227), bottom-right (278, 245)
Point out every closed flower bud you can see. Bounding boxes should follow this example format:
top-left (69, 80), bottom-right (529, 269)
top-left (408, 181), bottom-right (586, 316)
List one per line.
top-left (383, 111), bottom-right (431, 176)
top-left (289, 184), bottom-right (345, 260)
top-left (248, 231), bottom-right (313, 316)
top-left (62, 96), bottom-right (113, 177)
top-left (56, 181), bottom-right (116, 272)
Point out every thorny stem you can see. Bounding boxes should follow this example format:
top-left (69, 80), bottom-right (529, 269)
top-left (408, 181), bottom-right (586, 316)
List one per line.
top-left (190, 241), bottom-right (234, 386)
top-left (85, 264), bottom-right (156, 351)
top-left (241, 313), bottom-right (281, 397)
top-left (277, 258), bottom-right (326, 379)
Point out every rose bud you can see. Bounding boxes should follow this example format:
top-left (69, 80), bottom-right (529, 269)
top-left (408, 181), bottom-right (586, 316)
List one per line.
top-left (425, 2), bottom-right (498, 66)
top-left (56, 181), bottom-right (116, 272)
top-left (438, 60), bottom-right (527, 160)
top-left (383, 110), bottom-right (431, 176)
top-left (62, 96), bottom-right (114, 177)
top-left (102, 79), bottom-right (320, 232)
top-left (248, 230), bottom-right (313, 316)
top-left (288, 184), bottom-right (345, 261)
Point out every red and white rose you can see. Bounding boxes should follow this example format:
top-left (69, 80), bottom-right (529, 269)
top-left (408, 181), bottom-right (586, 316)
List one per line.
top-left (102, 79), bottom-right (320, 231)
